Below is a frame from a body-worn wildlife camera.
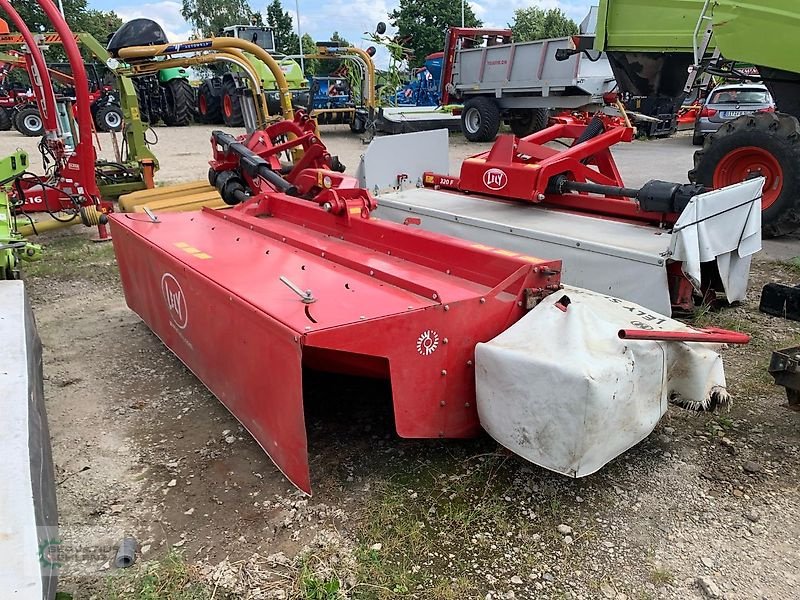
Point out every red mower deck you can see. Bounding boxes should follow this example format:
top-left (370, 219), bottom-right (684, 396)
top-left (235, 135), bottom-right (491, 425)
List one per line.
top-left (111, 200), bottom-right (560, 493)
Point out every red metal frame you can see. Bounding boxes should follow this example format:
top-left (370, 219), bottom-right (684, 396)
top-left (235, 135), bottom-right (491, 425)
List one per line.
top-left (423, 122), bottom-right (682, 225)
top-left (0, 0), bottom-right (60, 141)
top-left (440, 27), bottom-right (513, 105)
top-left (1, 2), bottom-right (110, 237)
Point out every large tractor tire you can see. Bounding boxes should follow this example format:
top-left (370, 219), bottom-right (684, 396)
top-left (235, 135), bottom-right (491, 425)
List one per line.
top-left (14, 106), bottom-right (43, 137)
top-left (509, 108), bottom-right (549, 138)
top-left (689, 112), bottom-right (800, 238)
top-left (196, 80), bottom-right (223, 124)
top-left (0, 108), bottom-right (11, 131)
top-left (94, 105), bottom-right (124, 132)
top-left (163, 78), bottom-right (194, 126)
top-left (461, 97), bottom-right (501, 142)
top-left (221, 78), bottom-right (244, 127)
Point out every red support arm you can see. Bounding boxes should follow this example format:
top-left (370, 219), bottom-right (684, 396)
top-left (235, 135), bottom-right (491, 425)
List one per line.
top-left (35, 0), bottom-right (99, 201)
top-left (0, 0), bottom-right (60, 139)
top-left (619, 327), bottom-right (751, 345)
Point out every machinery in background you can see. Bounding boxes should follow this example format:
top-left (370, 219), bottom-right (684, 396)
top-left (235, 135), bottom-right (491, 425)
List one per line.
top-left (195, 24), bottom-right (309, 126)
top-left (132, 66), bottom-right (193, 127)
top-left (440, 27), bottom-right (615, 141)
top-left (299, 42), bottom-right (376, 133)
top-left (595, 0), bottom-right (800, 237)
top-left (2, 57), bottom-right (124, 136)
top-left (394, 52), bottom-right (443, 107)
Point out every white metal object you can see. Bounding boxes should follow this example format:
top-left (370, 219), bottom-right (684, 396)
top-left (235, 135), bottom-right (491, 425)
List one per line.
top-left (376, 186), bottom-right (675, 313)
top-left (452, 36), bottom-right (616, 109)
top-left (356, 129), bottom-right (449, 192)
top-left (0, 281), bottom-right (57, 599)
top-left (475, 286), bottom-right (728, 477)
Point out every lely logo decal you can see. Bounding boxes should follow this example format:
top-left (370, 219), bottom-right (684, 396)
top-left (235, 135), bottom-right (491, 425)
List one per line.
top-left (483, 168), bottom-right (508, 191)
top-left (161, 273), bottom-right (188, 330)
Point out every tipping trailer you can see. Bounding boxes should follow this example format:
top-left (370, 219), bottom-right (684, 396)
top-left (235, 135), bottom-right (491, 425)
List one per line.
top-left (595, 0), bottom-right (800, 236)
top-left (439, 28), bottom-right (616, 141)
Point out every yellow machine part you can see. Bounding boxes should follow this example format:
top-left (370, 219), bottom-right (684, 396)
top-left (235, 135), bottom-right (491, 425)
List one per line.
top-left (118, 181), bottom-right (223, 213)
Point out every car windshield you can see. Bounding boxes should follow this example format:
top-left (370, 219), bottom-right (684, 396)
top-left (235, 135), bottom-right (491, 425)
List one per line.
top-left (709, 88), bottom-right (770, 104)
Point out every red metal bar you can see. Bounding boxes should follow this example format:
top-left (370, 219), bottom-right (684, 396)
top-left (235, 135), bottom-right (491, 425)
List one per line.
top-left (35, 0), bottom-right (99, 202)
top-left (0, 0), bottom-right (59, 138)
top-left (618, 327), bottom-right (751, 344)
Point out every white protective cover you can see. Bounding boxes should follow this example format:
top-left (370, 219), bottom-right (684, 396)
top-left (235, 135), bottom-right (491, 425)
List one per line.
top-left (475, 286), bottom-right (728, 478)
top-left (670, 177), bottom-right (763, 302)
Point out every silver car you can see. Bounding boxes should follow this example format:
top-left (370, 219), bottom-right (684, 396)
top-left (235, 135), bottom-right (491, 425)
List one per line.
top-left (693, 83), bottom-right (774, 145)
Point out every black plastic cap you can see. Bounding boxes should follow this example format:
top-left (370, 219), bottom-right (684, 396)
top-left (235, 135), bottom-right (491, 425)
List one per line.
top-left (107, 19), bottom-right (169, 56)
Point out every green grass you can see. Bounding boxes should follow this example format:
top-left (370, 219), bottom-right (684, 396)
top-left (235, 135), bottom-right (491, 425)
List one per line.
top-left (649, 566), bottom-right (674, 587)
top-left (106, 551), bottom-right (215, 600)
top-left (23, 230), bottom-right (118, 281)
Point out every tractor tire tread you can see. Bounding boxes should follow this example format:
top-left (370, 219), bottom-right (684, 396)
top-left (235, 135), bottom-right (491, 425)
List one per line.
top-left (14, 106), bottom-right (43, 137)
top-left (163, 78), bottom-right (194, 127)
top-left (689, 111), bottom-right (800, 237)
top-left (197, 80), bottom-right (223, 124)
top-left (461, 97), bottom-right (500, 143)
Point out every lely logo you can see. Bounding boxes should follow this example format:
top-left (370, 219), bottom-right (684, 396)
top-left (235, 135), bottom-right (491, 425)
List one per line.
top-left (161, 273), bottom-right (188, 330)
top-left (483, 168), bottom-right (508, 191)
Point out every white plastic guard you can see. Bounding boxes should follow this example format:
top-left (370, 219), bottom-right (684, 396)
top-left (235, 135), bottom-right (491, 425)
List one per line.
top-left (475, 286), bottom-right (727, 478)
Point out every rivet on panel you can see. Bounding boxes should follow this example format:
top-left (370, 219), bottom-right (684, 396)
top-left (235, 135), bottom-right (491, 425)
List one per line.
top-left (479, 297), bottom-right (485, 304)
top-left (440, 400), bottom-right (446, 406)
top-left (466, 360), bottom-right (473, 367)
top-left (441, 369), bottom-right (447, 376)
top-left (442, 338), bottom-right (448, 344)
top-left (444, 304), bottom-right (450, 311)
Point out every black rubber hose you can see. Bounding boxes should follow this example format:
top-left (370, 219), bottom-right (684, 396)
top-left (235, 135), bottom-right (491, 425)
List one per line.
top-left (572, 115), bottom-right (606, 146)
top-left (114, 536), bottom-right (137, 568)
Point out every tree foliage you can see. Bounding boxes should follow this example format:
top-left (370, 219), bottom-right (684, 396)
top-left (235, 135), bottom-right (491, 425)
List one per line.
top-left (181, 0), bottom-right (258, 38)
top-left (266, 0), bottom-right (296, 54)
top-left (6, 0), bottom-right (121, 60)
top-left (389, 0), bottom-right (481, 66)
top-left (509, 7), bottom-right (578, 42)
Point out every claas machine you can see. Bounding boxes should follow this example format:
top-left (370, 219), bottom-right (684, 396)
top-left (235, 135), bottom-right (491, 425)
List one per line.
top-left (595, 0), bottom-right (800, 237)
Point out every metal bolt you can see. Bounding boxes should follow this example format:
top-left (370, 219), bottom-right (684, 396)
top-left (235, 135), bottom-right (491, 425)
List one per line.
top-left (464, 402), bottom-right (471, 408)
top-left (441, 370), bottom-right (447, 376)
top-left (537, 194), bottom-right (546, 201)
top-left (433, 293), bottom-right (438, 300)
top-left (322, 202), bottom-right (332, 212)
top-left (517, 301), bottom-right (523, 307)
top-left (442, 338), bottom-right (448, 344)
top-left (369, 270), bottom-right (374, 276)
top-left (440, 400), bottom-right (446, 406)
top-left (479, 297), bottom-right (485, 304)
top-left (466, 360), bottom-right (473, 367)
top-left (321, 252), bottom-right (325, 258)
top-left (444, 304), bottom-right (450, 311)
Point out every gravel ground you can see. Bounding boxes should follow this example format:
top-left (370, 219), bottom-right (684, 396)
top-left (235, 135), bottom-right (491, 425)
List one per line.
top-left (3, 124), bottom-right (799, 599)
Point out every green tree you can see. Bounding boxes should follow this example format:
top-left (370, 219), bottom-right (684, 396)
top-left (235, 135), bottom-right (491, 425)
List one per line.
top-left (266, 0), bottom-right (297, 54)
top-left (509, 7), bottom-right (578, 42)
top-left (389, 0), bottom-right (481, 66)
top-left (181, 0), bottom-right (258, 38)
